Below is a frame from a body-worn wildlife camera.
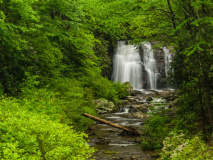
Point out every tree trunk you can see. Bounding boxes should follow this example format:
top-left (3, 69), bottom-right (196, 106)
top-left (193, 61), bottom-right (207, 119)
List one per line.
top-left (83, 113), bottom-right (141, 136)
top-left (203, 74), bottom-right (213, 132)
top-left (166, 0), bottom-right (176, 30)
top-left (199, 79), bottom-right (207, 141)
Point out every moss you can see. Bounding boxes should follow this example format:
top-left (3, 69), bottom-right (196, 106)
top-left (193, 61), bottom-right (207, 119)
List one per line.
top-left (104, 151), bottom-right (118, 154)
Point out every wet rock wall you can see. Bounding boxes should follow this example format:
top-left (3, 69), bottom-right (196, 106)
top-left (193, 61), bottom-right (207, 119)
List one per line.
top-left (139, 42), bottom-right (175, 89)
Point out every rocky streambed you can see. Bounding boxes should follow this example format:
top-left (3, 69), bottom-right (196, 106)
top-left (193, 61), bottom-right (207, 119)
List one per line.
top-left (87, 89), bottom-right (177, 160)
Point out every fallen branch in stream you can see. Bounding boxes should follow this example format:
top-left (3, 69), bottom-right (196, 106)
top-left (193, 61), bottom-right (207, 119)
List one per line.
top-left (83, 113), bottom-right (141, 136)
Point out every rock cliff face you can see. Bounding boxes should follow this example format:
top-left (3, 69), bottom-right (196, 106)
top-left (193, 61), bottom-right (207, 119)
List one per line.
top-left (139, 42), bottom-right (175, 89)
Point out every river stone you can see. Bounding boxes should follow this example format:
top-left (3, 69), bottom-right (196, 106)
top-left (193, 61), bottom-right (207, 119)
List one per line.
top-left (138, 105), bottom-right (148, 112)
top-left (95, 99), bottom-right (115, 114)
top-left (96, 109), bottom-right (107, 114)
top-left (131, 156), bottom-right (138, 160)
top-left (96, 139), bottom-right (110, 145)
top-left (129, 106), bottom-right (137, 113)
top-left (131, 112), bottom-right (148, 118)
top-left (146, 97), bottom-right (153, 101)
top-left (126, 96), bottom-right (138, 103)
top-left (158, 90), bottom-right (178, 101)
top-left (117, 100), bottom-right (130, 105)
top-left (134, 90), bottom-right (143, 94)
top-left (131, 104), bottom-right (152, 113)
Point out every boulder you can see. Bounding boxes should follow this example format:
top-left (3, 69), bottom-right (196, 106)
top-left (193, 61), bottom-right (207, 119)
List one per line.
top-left (158, 90), bottom-right (179, 100)
top-left (131, 104), bottom-right (153, 113)
top-left (126, 96), bottom-right (137, 102)
top-left (131, 156), bottom-right (138, 160)
top-left (131, 112), bottom-right (149, 118)
top-left (129, 106), bottom-right (137, 113)
top-left (95, 99), bottom-right (115, 114)
top-left (146, 97), bottom-right (153, 102)
top-left (117, 100), bottom-right (130, 106)
top-left (139, 105), bottom-right (149, 112)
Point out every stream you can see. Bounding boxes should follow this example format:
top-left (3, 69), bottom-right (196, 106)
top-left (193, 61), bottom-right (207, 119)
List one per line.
top-left (87, 90), bottom-right (176, 160)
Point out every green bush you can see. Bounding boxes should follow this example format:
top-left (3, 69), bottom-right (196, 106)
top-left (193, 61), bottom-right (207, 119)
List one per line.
top-left (159, 133), bottom-right (213, 160)
top-left (82, 75), bottom-right (128, 103)
top-left (87, 76), bottom-right (118, 102)
top-left (141, 113), bottom-right (170, 150)
top-left (49, 78), bottom-right (97, 130)
top-left (173, 112), bottom-right (199, 134)
top-left (112, 82), bottom-right (128, 99)
top-left (20, 77), bottom-right (97, 131)
top-left (19, 72), bottom-right (128, 132)
top-left (173, 93), bottom-right (200, 133)
top-left (0, 98), bottom-right (95, 159)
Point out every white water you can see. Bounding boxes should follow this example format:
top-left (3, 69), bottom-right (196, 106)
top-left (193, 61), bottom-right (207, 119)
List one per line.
top-left (112, 41), bottom-right (160, 90)
top-left (142, 42), bottom-right (159, 89)
top-left (114, 108), bottom-right (129, 114)
top-left (112, 41), bottom-right (142, 89)
top-left (163, 47), bottom-right (172, 77)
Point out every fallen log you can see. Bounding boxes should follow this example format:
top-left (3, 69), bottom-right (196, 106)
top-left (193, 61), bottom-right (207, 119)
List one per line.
top-left (83, 113), bottom-right (141, 136)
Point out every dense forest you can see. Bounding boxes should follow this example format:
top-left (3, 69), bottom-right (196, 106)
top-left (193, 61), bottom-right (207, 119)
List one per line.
top-left (0, 0), bottom-right (212, 159)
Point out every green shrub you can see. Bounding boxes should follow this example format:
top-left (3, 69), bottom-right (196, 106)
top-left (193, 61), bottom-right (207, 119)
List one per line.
top-left (159, 133), bottom-right (213, 160)
top-left (141, 113), bottom-right (170, 150)
top-left (0, 98), bottom-right (95, 159)
top-left (20, 77), bottom-right (97, 131)
top-left (173, 93), bottom-right (200, 133)
top-left (112, 82), bottom-right (128, 99)
top-left (173, 112), bottom-right (199, 134)
top-left (49, 78), bottom-right (97, 130)
top-left (87, 76), bottom-right (118, 102)
top-left (82, 75), bottom-right (128, 103)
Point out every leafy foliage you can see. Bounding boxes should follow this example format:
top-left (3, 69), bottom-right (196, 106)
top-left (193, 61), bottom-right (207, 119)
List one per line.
top-left (141, 112), bottom-right (170, 150)
top-left (159, 133), bottom-right (213, 160)
top-left (19, 75), bottom-right (97, 131)
top-left (0, 97), bottom-right (95, 159)
top-left (0, 0), bottom-right (213, 158)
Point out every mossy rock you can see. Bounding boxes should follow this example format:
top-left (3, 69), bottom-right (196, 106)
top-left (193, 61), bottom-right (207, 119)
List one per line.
top-left (95, 99), bottom-right (115, 114)
top-left (146, 97), bottom-right (153, 101)
top-left (123, 82), bottom-right (133, 92)
top-left (123, 82), bottom-right (135, 95)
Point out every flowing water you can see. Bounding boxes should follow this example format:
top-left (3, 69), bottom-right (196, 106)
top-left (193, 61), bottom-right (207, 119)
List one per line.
top-left (87, 109), bottom-right (155, 160)
top-left (112, 41), bottom-right (142, 89)
top-left (163, 47), bottom-right (172, 77)
top-left (112, 41), bottom-right (159, 90)
top-left (87, 89), bottom-right (176, 159)
top-left (95, 41), bottom-right (174, 159)
top-left (142, 42), bottom-right (159, 89)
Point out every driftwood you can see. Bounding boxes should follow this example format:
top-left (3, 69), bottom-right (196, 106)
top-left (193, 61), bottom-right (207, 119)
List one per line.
top-left (83, 113), bottom-right (141, 136)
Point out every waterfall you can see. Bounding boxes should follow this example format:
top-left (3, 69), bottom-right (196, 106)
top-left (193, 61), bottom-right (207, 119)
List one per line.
top-left (163, 47), bottom-right (172, 77)
top-left (142, 42), bottom-right (159, 89)
top-left (112, 41), bottom-right (142, 89)
top-left (112, 41), bottom-right (161, 90)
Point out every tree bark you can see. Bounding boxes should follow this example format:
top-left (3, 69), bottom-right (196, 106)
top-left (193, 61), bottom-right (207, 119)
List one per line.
top-left (199, 79), bottom-right (207, 141)
top-left (166, 0), bottom-right (176, 30)
top-left (203, 73), bottom-right (213, 132)
top-left (83, 113), bottom-right (141, 135)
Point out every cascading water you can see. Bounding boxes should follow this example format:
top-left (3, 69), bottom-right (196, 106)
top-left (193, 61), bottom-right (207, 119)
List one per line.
top-left (142, 42), bottom-right (159, 89)
top-left (163, 47), bottom-right (172, 77)
top-left (112, 41), bottom-right (142, 89)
